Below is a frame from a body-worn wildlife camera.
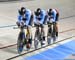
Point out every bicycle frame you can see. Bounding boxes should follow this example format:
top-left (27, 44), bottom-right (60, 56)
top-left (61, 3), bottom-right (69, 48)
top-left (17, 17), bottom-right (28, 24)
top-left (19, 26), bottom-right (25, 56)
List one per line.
top-left (34, 24), bottom-right (45, 49)
top-left (47, 22), bottom-right (57, 45)
top-left (17, 25), bottom-right (32, 53)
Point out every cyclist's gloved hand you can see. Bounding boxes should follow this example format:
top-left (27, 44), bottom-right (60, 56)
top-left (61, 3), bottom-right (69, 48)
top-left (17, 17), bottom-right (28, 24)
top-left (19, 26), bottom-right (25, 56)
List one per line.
top-left (16, 22), bottom-right (20, 27)
top-left (22, 18), bottom-right (27, 22)
top-left (38, 17), bottom-right (42, 21)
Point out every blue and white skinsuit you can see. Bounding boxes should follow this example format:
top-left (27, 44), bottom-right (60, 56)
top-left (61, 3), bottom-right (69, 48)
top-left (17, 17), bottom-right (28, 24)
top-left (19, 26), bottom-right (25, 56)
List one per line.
top-left (34, 10), bottom-right (47, 25)
top-left (18, 9), bottom-right (32, 26)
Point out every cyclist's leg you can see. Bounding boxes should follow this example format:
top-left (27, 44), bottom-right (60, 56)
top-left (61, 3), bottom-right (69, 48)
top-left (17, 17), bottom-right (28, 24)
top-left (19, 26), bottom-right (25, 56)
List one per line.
top-left (55, 22), bottom-right (58, 37)
top-left (41, 24), bottom-right (45, 40)
top-left (55, 13), bottom-right (59, 37)
top-left (28, 27), bottom-right (32, 46)
top-left (26, 26), bottom-right (32, 49)
top-left (42, 15), bottom-right (48, 40)
top-left (40, 24), bottom-right (45, 46)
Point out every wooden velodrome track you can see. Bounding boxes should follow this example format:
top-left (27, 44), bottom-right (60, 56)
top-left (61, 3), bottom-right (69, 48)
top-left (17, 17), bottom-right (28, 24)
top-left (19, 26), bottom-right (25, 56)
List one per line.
top-left (0, 0), bottom-right (75, 60)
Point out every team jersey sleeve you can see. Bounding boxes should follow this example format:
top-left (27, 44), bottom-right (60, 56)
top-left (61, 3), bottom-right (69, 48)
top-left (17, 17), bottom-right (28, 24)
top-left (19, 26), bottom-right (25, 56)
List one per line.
top-left (40, 10), bottom-right (46, 24)
top-left (18, 15), bottom-right (22, 22)
top-left (52, 9), bottom-right (57, 21)
top-left (25, 9), bottom-right (32, 25)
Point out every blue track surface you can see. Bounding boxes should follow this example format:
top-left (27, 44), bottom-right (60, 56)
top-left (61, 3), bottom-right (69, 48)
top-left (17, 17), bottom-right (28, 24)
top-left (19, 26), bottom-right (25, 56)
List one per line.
top-left (23, 40), bottom-right (75, 60)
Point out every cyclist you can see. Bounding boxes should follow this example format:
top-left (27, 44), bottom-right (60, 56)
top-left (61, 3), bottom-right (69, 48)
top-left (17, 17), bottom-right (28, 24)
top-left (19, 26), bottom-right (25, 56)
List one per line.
top-left (47, 8), bottom-right (59, 42)
top-left (16, 7), bottom-right (33, 49)
top-left (34, 8), bottom-right (47, 46)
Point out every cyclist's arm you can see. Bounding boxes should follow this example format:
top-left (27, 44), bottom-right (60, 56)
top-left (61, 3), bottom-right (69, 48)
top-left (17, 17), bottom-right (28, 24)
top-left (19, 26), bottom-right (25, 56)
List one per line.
top-left (40, 12), bottom-right (46, 24)
top-left (52, 9), bottom-right (58, 22)
top-left (18, 15), bottom-right (22, 22)
top-left (33, 15), bottom-right (37, 24)
top-left (25, 10), bottom-right (32, 26)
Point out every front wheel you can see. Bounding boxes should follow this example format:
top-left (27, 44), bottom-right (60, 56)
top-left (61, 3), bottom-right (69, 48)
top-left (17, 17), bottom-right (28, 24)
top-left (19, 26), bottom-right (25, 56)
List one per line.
top-left (47, 26), bottom-right (52, 45)
top-left (34, 37), bottom-right (39, 49)
top-left (17, 32), bottom-right (25, 54)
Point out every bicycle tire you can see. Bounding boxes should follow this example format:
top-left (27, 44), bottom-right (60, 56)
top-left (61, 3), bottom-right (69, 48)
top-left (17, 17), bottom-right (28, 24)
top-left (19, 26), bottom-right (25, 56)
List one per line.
top-left (52, 23), bottom-right (57, 42)
top-left (34, 32), bottom-right (39, 49)
top-left (47, 26), bottom-right (52, 45)
top-left (17, 32), bottom-right (25, 54)
top-left (34, 37), bottom-right (39, 49)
